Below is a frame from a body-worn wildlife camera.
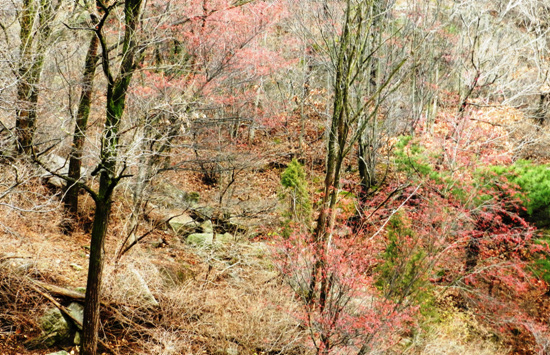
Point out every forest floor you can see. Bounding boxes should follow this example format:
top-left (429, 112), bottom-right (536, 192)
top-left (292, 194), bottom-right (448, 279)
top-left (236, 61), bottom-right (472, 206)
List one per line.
top-left (1, 107), bottom-right (550, 354)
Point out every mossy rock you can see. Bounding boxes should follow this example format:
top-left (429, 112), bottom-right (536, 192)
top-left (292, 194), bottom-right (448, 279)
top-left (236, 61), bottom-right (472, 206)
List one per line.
top-left (216, 232), bottom-right (234, 243)
top-left (25, 308), bottom-right (72, 349)
top-left (201, 220), bottom-right (214, 233)
top-left (158, 262), bottom-right (196, 286)
top-left (187, 233), bottom-right (214, 245)
top-left (40, 308), bottom-right (72, 344)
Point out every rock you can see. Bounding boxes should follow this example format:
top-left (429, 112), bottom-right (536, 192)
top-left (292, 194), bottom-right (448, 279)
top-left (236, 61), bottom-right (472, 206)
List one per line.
top-left (73, 331), bottom-right (81, 345)
top-left (191, 206), bottom-right (215, 220)
top-left (168, 213), bottom-right (198, 235)
top-left (201, 220), bottom-right (214, 233)
top-left (156, 261), bottom-right (196, 286)
top-left (0, 255), bottom-right (34, 274)
top-left (26, 307), bottom-right (72, 348)
top-left (69, 263), bottom-right (82, 271)
top-left (187, 233), bottom-right (214, 245)
top-left (40, 307), bottom-right (71, 338)
top-left (217, 232), bottom-right (234, 243)
top-left (118, 267), bottom-right (160, 307)
top-left (41, 154), bottom-right (87, 188)
top-left (186, 232), bottom-right (234, 245)
top-left (67, 302), bottom-right (84, 325)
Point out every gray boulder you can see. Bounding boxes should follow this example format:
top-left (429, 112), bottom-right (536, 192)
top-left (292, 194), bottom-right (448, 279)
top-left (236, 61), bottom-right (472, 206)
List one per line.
top-left (116, 267), bottom-right (160, 308)
top-left (168, 213), bottom-right (198, 235)
top-left (67, 302), bottom-right (84, 325)
top-left (41, 154), bottom-right (87, 188)
top-left (187, 233), bottom-right (214, 245)
top-left (201, 220), bottom-right (214, 233)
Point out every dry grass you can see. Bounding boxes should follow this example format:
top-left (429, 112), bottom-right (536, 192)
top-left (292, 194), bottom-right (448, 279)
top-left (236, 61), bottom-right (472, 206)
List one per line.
top-left (102, 240), bottom-right (308, 354)
top-left (0, 155), bottom-right (526, 355)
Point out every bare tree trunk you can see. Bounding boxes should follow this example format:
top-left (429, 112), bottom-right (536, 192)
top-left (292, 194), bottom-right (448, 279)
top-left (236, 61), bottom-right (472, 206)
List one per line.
top-left (15, 0), bottom-right (55, 155)
top-left (307, 0), bottom-right (406, 311)
top-left (81, 192), bottom-right (111, 355)
top-left (64, 32), bottom-right (99, 220)
top-left (309, 0), bottom-right (353, 309)
top-left (81, 0), bottom-right (143, 353)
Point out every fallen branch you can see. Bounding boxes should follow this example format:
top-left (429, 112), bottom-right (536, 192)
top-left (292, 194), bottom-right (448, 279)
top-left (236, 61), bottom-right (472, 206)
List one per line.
top-left (31, 279), bottom-right (86, 300)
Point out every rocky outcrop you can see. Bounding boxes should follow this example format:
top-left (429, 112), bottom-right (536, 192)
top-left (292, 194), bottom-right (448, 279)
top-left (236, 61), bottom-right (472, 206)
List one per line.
top-left (141, 185), bottom-right (255, 247)
top-left (168, 213), bottom-right (199, 235)
top-left (40, 154), bottom-right (87, 188)
top-left (187, 233), bottom-right (215, 245)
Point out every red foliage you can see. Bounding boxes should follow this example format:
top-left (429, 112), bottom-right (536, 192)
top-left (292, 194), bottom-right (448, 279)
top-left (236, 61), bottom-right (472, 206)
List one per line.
top-left (131, 0), bottom-right (292, 133)
top-left (274, 107), bottom-right (550, 353)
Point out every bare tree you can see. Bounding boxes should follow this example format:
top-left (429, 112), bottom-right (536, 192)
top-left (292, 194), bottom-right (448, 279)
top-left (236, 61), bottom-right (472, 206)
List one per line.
top-left (15, 0), bottom-right (61, 154)
top-left (79, 0), bottom-right (144, 353)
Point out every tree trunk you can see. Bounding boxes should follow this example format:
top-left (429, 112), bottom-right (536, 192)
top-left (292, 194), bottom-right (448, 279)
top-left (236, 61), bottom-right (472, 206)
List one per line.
top-left (80, 1), bottom-right (143, 353)
top-left (15, 0), bottom-right (55, 155)
top-left (308, 2), bottom-right (353, 309)
top-left (15, 79), bottom-right (39, 154)
top-left (80, 88), bottom-right (127, 355)
top-left (81, 191), bottom-right (111, 355)
top-left (356, 0), bottom-right (385, 199)
top-left (64, 33), bottom-right (100, 219)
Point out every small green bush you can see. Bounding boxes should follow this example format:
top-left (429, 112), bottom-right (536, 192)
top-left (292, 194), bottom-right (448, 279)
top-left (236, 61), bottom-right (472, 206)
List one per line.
top-left (490, 160), bottom-right (550, 224)
top-left (393, 136), bottom-right (446, 185)
top-left (376, 213), bottom-right (436, 319)
top-left (280, 159), bottom-right (312, 236)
